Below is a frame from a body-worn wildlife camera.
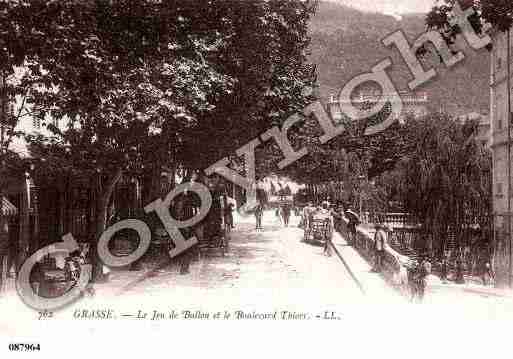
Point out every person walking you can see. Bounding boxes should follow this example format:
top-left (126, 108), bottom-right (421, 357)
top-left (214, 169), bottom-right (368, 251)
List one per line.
top-left (255, 203), bottom-right (264, 231)
top-left (455, 251), bottom-right (465, 284)
top-left (440, 255), bottom-right (448, 283)
top-left (281, 203), bottom-right (291, 227)
top-left (205, 177), bottom-right (225, 243)
top-left (346, 211), bottom-right (359, 246)
top-left (372, 223), bottom-right (387, 273)
top-left (275, 206), bottom-right (282, 225)
top-left (318, 202), bottom-right (334, 257)
top-left (303, 202), bottom-right (315, 231)
top-left (416, 255), bottom-right (431, 302)
top-left (224, 201), bottom-right (235, 229)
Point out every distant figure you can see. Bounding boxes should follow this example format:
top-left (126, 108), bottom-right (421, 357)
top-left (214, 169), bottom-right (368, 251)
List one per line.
top-left (275, 206), bottom-right (282, 225)
top-left (481, 259), bottom-right (495, 286)
top-left (281, 203), bottom-right (291, 227)
top-left (439, 255), bottom-right (448, 283)
top-left (302, 202), bottom-right (315, 231)
top-left (318, 202), bottom-right (334, 257)
top-left (372, 223), bottom-right (387, 273)
top-left (255, 203), bottom-right (264, 231)
top-left (419, 256), bottom-right (431, 300)
top-left (455, 252), bottom-right (465, 284)
top-left (346, 209), bottom-right (360, 246)
top-left (225, 202), bottom-right (235, 229)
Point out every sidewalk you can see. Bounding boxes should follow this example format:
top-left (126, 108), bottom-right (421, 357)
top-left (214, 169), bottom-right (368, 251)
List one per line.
top-left (330, 230), bottom-right (402, 301)
top-left (428, 280), bottom-right (513, 299)
top-left (333, 227), bottom-right (513, 308)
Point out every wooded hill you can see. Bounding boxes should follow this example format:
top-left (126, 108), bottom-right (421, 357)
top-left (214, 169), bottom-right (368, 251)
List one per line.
top-left (309, 1), bottom-right (490, 115)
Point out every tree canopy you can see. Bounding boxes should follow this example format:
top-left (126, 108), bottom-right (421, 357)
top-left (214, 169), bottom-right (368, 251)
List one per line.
top-left (425, 0), bottom-right (513, 45)
top-left (377, 113), bottom-right (492, 251)
top-left (0, 0), bottom-right (318, 279)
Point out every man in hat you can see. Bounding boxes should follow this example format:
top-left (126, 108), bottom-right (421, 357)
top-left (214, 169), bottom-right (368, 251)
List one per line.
top-left (345, 207), bottom-right (360, 247)
top-left (372, 223), bottom-right (389, 273)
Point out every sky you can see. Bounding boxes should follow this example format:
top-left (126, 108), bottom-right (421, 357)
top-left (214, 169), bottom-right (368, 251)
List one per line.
top-left (327, 0), bottom-right (436, 17)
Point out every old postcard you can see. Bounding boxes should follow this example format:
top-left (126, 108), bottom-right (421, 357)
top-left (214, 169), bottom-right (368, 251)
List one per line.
top-left (1, 1), bottom-right (512, 357)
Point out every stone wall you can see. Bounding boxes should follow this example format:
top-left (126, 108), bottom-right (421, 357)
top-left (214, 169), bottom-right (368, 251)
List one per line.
top-left (335, 215), bottom-right (412, 296)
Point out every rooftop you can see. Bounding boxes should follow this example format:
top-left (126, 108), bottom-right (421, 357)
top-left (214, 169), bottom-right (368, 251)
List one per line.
top-left (328, 90), bottom-right (428, 104)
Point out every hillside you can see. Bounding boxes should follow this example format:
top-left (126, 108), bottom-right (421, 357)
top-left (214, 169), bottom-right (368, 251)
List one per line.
top-left (308, 1), bottom-right (490, 115)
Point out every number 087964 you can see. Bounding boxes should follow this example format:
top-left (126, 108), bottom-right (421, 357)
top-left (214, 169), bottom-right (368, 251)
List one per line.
top-left (8, 343), bottom-right (41, 352)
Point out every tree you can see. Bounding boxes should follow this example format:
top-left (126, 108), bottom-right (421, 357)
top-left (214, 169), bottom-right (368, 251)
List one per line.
top-left (2, 0), bottom-right (318, 278)
top-left (3, 0), bottom-right (235, 279)
top-left (178, 0), bottom-right (317, 171)
top-left (390, 113), bottom-right (492, 255)
top-left (425, 0), bottom-right (511, 48)
top-left (277, 99), bottom-right (408, 188)
top-left (1, 35), bottom-right (36, 269)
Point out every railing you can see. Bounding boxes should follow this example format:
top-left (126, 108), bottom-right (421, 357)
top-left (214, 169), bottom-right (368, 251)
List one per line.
top-left (355, 213), bottom-right (494, 285)
top-left (367, 212), bottom-right (417, 228)
top-left (334, 215), bottom-right (412, 296)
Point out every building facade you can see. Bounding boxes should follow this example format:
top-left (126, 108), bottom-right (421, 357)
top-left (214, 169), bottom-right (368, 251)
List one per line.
top-left (326, 90), bottom-right (429, 123)
top-left (490, 29), bottom-right (513, 286)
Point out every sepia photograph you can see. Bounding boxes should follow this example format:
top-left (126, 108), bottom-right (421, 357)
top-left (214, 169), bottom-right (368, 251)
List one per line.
top-left (0, 0), bottom-right (512, 357)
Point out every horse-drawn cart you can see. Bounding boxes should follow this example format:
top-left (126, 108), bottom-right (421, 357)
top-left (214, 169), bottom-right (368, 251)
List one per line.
top-left (304, 214), bottom-right (333, 244)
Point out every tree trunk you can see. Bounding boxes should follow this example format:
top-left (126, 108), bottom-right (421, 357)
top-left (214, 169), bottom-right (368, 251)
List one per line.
top-left (92, 169), bottom-right (123, 282)
top-left (17, 173), bottom-right (30, 275)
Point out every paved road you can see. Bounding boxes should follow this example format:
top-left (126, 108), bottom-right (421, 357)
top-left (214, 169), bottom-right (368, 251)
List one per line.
top-left (113, 211), bottom-right (403, 309)
top-left (4, 210), bottom-right (513, 338)
top-left (2, 212), bottom-right (509, 359)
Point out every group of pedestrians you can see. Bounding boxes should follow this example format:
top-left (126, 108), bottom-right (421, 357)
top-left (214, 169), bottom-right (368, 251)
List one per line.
top-left (299, 202), bottom-right (434, 301)
top-left (275, 203), bottom-right (292, 227)
top-left (254, 202), bottom-right (294, 231)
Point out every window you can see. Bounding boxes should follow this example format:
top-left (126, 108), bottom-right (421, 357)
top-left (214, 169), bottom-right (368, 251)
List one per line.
top-left (497, 183), bottom-right (503, 196)
top-left (498, 57), bottom-right (502, 70)
top-left (498, 119), bottom-right (503, 130)
top-left (32, 118), bottom-right (41, 130)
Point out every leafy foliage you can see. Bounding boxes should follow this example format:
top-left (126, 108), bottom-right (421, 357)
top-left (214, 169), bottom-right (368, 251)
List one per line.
top-left (377, 112), bottom-right (492, 250)
top-left (310, 1), bottom-right (490, 115)
top-left (425, 0), bottom-right (513, 41)
top-left (0, 1), bottom-right (317, 279)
